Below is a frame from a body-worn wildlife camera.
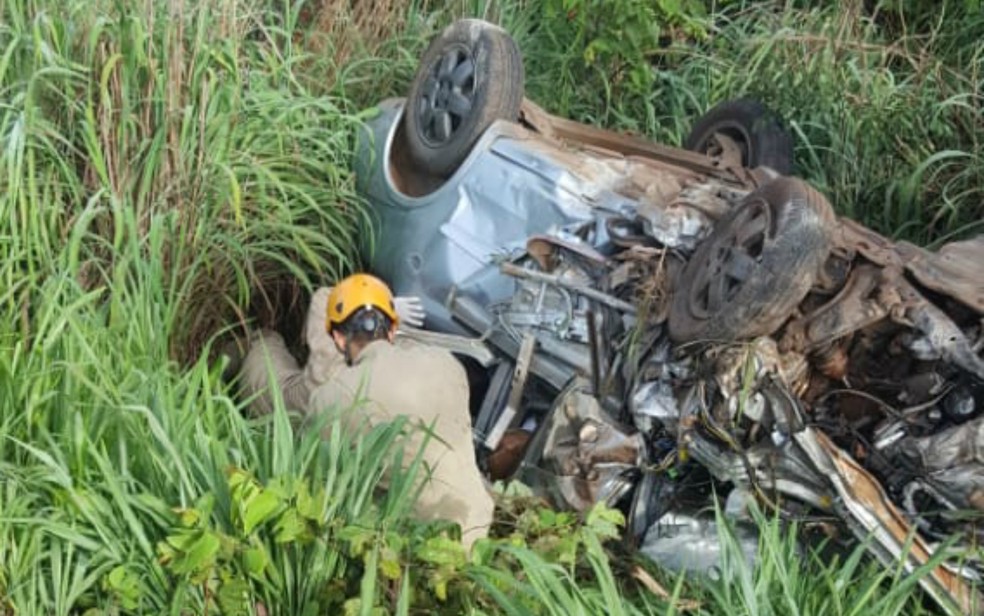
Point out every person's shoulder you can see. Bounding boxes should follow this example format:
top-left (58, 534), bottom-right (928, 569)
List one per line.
top-left (396, 338), bottom-right (454, 358)
top-left (388, 339), bottom-right (462, 371)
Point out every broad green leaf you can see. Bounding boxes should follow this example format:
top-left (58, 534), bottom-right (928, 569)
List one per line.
top-left (216, 573), bottom-right (252, 616)
top-left (297, 482), bottom-right (329, 522)
top-left (103, 565), bottom-right (141, 610)
top-left (585, 502), bottom-right (625, 540)
top-left (164, 530), bottom-right (200, 552)
top-left (416, 536), bottom-right (466, 568)
top-left (169, 531), bottom-right (221, 577)
top-left (242, 489), bottom-right (283, 534)
top-left (174, 507), bottom-right (201, 528)
top-left (338, 525), bottom-right (376, 557)
top-left (243, 546), bottom-right (268, 579)
top-left (274, 508), bottom-right (308, 544)
top-left (379, 547), bottom-right (402, 580)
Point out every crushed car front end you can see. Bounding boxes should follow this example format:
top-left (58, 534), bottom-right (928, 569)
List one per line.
top-left (355, 18), bottom-right (984, 614)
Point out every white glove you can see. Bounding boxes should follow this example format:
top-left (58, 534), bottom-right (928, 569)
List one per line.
top-left (394, 296), bottom-right (426, 329)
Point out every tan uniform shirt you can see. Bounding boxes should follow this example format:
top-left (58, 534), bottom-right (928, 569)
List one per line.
top-left (308, 339), bottom-right (494, 548)
top-left (240, 288), bottom-right (352, 415)
top-left (242, 287), bottom-right (493, 547)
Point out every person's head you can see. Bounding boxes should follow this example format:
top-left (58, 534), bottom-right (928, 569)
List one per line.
top-left (325, 274), bottom-right (399, 363)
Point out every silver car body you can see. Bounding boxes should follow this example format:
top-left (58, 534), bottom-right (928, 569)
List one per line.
top-left (356, 98), bottom-right (758, 346)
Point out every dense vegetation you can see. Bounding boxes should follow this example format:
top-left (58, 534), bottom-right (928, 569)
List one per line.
top-left (0, 0), bottom-right (980, 613)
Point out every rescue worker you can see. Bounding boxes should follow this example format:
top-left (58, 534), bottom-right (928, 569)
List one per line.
top-left (239, 285), bottom-right (423, 417)
top-left (241, 274), bottom-right (494, 548)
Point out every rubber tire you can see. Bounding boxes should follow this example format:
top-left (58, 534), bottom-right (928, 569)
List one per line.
top-left (668, 177), bottom-right (834, 343)
top-left (684, 99), bottom-right (794, 175)
top-left (404, 19), bottom-right (524, 177)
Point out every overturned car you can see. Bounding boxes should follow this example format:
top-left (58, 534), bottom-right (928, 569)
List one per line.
top-left (355, 18), bottom-right (984, 614)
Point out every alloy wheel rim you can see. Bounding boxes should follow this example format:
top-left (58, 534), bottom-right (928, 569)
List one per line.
top-left (688, 199), bottom-right (771, 318)
top-left (417, 45), bottom-right (476, 146)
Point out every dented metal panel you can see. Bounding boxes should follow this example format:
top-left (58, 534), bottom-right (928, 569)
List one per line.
top-left (901, 235), bottom-right (984, 313)
top-left (798, 429), bottom-right (981, 615)
top-left (359, 96), bottom-right (984, 614)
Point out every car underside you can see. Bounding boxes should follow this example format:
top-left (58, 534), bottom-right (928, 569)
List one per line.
top-left (355, 18), bottom-right (984, 614)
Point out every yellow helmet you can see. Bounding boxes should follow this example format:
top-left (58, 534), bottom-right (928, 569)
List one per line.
top-left (325, 273), bottom-right (399, 332)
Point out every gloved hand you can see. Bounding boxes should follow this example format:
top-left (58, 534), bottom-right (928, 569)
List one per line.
top-left (394, 296), bottom-right (426, 329)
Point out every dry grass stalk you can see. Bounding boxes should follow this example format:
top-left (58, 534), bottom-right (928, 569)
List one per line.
top-left (303, 0), bottom-right (432, 78)
top-left (630, 564), bottom-right (701, 611)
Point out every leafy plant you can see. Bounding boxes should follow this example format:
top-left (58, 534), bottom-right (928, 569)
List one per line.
top-left (498, 0), bottom-right (708, 130)
top-left (549, 0), bottom-right (706, 93)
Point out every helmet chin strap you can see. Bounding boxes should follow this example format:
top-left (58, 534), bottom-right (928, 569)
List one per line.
top-left (330, 328), bottom-right (355, 366)
top-left (343, 338), bottom-right (355, 366)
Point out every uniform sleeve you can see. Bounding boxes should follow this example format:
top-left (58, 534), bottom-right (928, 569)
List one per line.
top-left (240, 330), bottom-right (312, 416)
top-left (304, 286), bottom-right (346, 387)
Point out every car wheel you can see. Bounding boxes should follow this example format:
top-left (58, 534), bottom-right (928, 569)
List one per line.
top-left (684, 99), bottom-right (794, 175)
top-left (404, 19), bottom-right (525, 177)
top-left (668, 177), bottom-right (834, 343)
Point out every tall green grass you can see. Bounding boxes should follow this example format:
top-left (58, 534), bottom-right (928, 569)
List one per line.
top-left (501, 0), bottom-right (984, 245)
top-left (1, 0), bottom-right (374, 363)
top-left (0, 0), bottom-right (408, 611)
